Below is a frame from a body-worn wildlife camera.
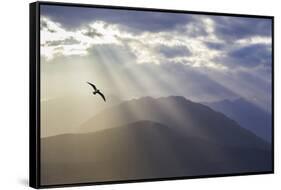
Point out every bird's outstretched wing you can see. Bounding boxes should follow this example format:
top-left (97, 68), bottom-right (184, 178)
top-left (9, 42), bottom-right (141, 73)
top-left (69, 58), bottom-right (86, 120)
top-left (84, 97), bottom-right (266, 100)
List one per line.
top-left (87, 82), bottom-right (97, 90)
top-left (97, 91), bottom-right (106, 102)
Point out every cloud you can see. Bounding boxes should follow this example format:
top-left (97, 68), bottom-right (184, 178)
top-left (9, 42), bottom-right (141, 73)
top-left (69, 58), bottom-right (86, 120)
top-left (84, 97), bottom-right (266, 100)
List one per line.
top-left (82, 27), bottom-right (103, 38)
top-left (40, 11), bottom-right (272, 71)
top-left (40, 17), bottom-right (123, 60)
top-left (41, 18), bottom-right (57, 33)
top-left (235, 36), bottom-right (271, 45)
top-left (41, 5), bottom-right (195, 33)
top-left (226, 44), bottom-right (271, 68)
top-left (213, 16), bottom-right (272, 41)
top-left (44, 36), bottom-right (80, 46)
top-left (204, 42), bottom-right (225, 50)
top-left (40, 16), bottom-right (225, 70)
top-left (156, 45), bottom-right (191, 58)
top-left (40, 7), bottom-right (272, 112)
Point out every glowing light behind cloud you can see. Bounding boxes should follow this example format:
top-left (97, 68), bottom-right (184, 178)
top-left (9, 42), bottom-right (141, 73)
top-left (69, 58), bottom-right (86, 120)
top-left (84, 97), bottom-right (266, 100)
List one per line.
top-left (40, 11), bottom-right (272, 112)
top-left (41, 16), bottom-right (230, 70)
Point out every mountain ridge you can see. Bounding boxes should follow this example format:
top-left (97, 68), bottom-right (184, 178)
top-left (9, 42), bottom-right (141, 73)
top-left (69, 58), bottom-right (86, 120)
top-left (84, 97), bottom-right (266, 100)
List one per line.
top-left (78, 96), bottom-right (269, 149)
top-left (202, 97), bottom-right (272, 142)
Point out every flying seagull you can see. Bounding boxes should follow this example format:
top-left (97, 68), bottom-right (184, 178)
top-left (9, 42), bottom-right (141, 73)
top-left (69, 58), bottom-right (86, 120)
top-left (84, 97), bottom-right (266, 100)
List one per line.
top-left (87, 82), bottom-right (106, 102)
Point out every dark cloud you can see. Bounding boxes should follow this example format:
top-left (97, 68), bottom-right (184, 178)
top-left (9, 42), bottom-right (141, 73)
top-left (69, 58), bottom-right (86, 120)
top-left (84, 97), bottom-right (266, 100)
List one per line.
top-left (41, 19), bottom-right (48, 29)
top-left (204, 42), bottom-right (225, 50)
top-left (45, 37), bottom-right (80, 46)
top-left (212, 16), bottom-right (272, 41)
top-left (41, 5), bottom-right (194, 33)
top-left (227, 44), bottom-right (271, 68)
top-left (41, 5), bottom-right (272, 41)
top-left (41, 19), bottom-right (56, 33)
top-left (83, 27), bottom-right (103, 38)
top-left (156, 45), bottom-right (191, 58)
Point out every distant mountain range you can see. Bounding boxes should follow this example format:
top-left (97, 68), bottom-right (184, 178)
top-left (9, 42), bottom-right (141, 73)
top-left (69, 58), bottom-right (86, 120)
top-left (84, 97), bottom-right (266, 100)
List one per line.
top-left (41, 96), bottom-right (272, 185)
top-left (202, 98), bottom-right (272, 142)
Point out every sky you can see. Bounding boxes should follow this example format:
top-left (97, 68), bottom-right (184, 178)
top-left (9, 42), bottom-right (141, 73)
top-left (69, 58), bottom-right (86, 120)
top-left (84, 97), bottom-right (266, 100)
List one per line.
top-left (40, 4), bottom-right (272, 113)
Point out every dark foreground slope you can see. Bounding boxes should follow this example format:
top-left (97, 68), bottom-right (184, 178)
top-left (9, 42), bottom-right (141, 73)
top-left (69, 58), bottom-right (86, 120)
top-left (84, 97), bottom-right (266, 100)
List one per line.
top-left (41, 121), bottom-right (271, 185)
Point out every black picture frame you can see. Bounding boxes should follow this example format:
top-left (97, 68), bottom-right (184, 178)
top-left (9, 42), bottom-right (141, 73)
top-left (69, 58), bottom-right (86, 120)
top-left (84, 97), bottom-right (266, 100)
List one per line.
top-left (30, 1), bottom-right (274, 189)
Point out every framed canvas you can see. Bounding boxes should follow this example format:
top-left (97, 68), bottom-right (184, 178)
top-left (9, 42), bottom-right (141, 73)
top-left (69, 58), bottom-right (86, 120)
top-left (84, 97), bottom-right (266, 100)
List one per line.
top-left (29, 1), bottom-right (274, 188)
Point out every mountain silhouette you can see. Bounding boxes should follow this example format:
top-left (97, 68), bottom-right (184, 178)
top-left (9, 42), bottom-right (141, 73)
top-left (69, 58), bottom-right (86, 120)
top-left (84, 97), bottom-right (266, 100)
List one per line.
top-left (79, 96), bottom-right (269, 149)
top-left (202, 98), bottom-right (272, 142)
top-left (41, 96), bottom-right (272, 185)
